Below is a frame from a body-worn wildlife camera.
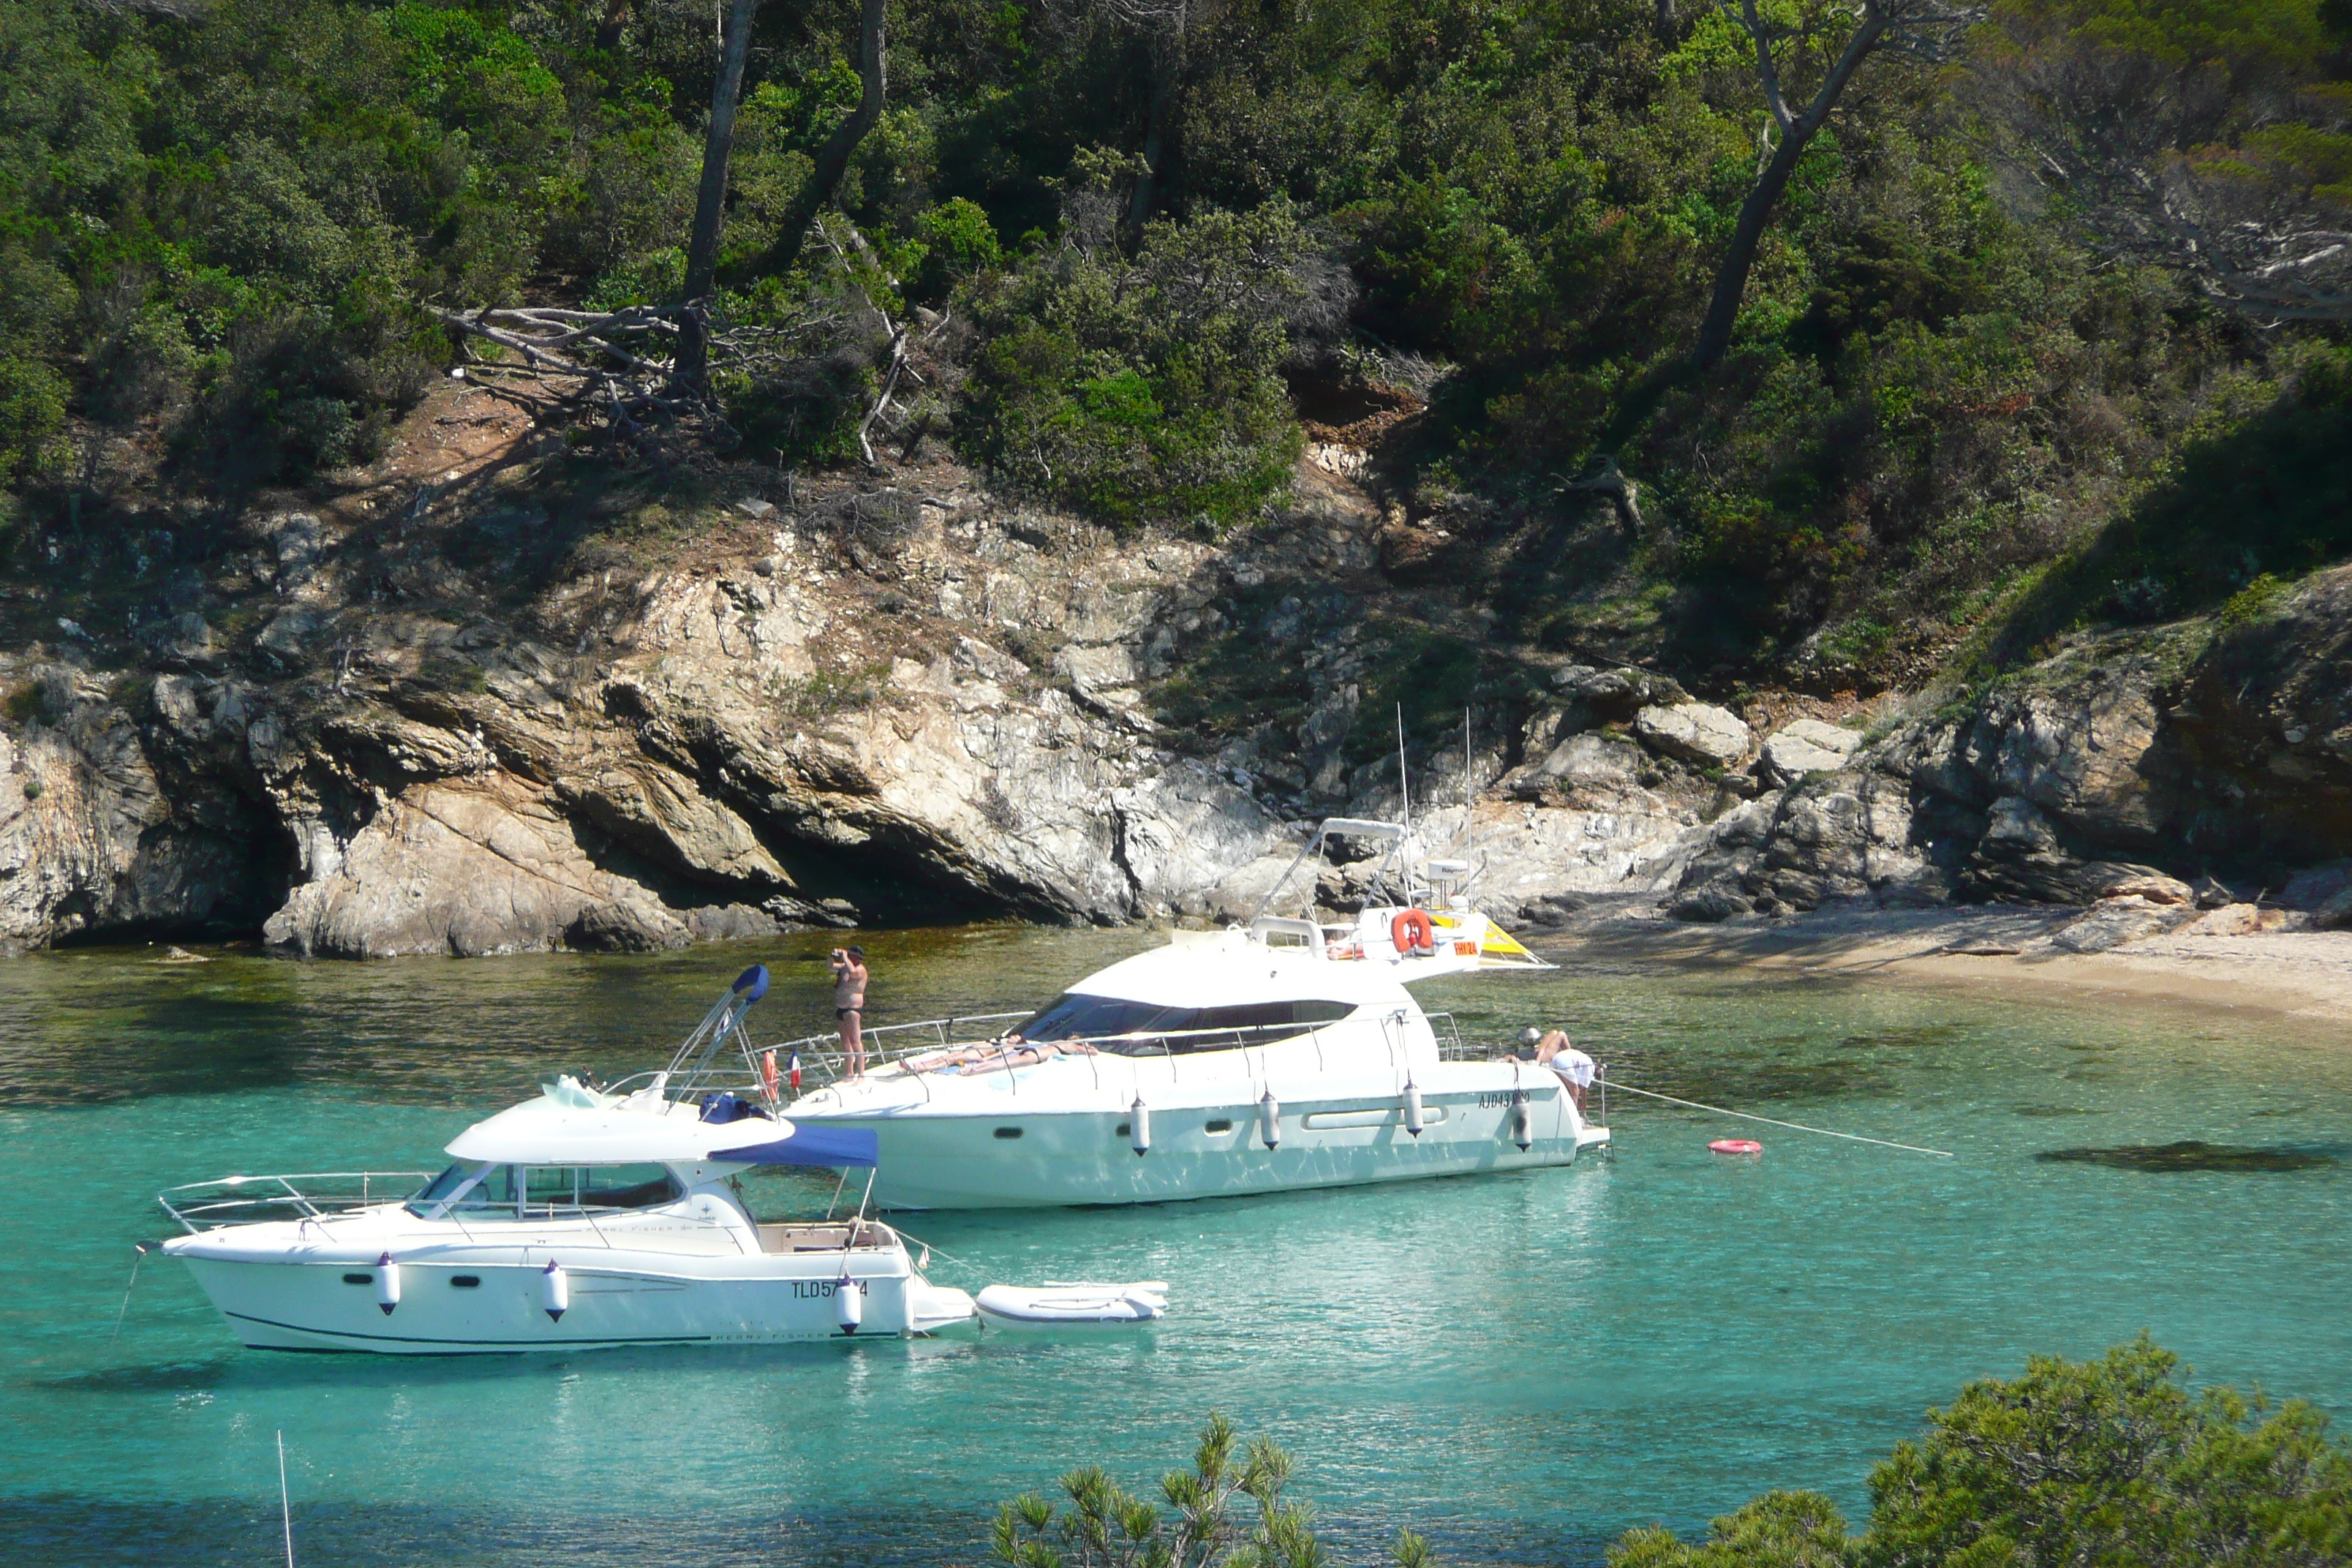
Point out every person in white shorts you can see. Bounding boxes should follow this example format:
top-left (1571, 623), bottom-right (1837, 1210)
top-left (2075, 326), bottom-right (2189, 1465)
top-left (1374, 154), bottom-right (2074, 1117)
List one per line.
top-left (1518, 1025), bottom-right (1596, 1111)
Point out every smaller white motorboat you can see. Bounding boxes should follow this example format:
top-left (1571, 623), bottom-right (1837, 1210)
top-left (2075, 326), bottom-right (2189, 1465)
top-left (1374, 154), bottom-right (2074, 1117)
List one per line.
top-left (974, 1280), bottom-right (1169, 1330)
top-left (159, 966), bottom-right (978, 1354)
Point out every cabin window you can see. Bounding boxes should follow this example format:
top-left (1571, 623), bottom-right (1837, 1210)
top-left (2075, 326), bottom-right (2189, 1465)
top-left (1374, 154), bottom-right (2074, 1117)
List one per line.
top-left (577, 1164), bottom-right (682, 1210)
top-left (993, 1127), bottom-right (1024, 1139)
top-left (1114, 1123), bottom-right (1131, 1137)
top-left (451, 1275), bottom-right (482, 1289)
top-left (410, 1162), bottom-right (676, 1216)
top-left (525, 1166), bottom-right (581, 1210)
top-left (1205, 1119), bottom-right (1234, 1133)
top-left (1009, 995), bottom-right (1356, 1056)
top-left (524, 1164), bottom-right (682, 1213)
top-left (342, 1273), bottom-right (374, 1286)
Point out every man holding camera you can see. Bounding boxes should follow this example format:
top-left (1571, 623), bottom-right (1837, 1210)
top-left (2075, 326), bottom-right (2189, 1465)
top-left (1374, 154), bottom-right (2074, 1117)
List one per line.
top-left (831, 945), bottom-right (869, 1077)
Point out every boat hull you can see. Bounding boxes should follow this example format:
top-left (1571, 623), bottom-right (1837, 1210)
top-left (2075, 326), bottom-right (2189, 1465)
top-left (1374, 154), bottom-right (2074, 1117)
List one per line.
top-left (823, 1089), bottom-right (1607, 1210)
top-left (170, 1248), bottom-right (970, 1354)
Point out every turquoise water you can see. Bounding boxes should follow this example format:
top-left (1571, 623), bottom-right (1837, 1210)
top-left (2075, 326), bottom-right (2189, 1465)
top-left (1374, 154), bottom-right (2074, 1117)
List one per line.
top-left (4, 927), bottom-right (2350, 1567)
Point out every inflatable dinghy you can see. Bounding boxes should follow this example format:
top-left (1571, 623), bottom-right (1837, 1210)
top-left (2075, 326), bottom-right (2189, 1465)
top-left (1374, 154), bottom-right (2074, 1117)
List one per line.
top-left (974, 1280), bottom-right (1168, 1330)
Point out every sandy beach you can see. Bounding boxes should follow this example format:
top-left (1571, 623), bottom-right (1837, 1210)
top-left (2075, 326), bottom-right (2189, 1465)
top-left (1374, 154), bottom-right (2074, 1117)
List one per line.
top-left (1530, 903), bottom-right (2352, 1033)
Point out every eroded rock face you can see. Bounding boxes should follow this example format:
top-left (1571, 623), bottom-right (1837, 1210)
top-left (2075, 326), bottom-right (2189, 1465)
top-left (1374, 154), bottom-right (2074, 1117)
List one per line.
top-left (1, 483), bottom-right (1308, 957)
top-left (263, 780), bottom-right (690, 958)
top-left (0, 665), bottom-right (274, 951)
top-left (10, 464), bottom-right (2352, 957)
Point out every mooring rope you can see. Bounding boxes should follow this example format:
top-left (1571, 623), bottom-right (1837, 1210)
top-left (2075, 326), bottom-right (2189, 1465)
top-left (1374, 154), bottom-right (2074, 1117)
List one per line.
top-left (1602, 1080), bottom-right (1956, 1158)
top-left (879, 1223), bottom-right (996, 1285)
top-left (108, 1243), bottom-right (151, 1346)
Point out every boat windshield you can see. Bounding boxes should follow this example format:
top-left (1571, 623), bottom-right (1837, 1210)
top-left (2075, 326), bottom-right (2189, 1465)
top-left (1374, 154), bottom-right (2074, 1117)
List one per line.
top-left (1014, 995), bottom-right (1354, 1055)
top-left (407, 1162), bottom-right (683, 1217)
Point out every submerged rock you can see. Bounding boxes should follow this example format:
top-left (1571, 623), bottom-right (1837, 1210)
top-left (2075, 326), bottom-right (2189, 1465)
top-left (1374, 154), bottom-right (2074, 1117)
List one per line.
top-left (2037, 1141), bottom-right (2340, 1173)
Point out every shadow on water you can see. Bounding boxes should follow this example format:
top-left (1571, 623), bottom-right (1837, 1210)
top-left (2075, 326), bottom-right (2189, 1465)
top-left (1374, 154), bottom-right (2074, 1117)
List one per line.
top-left (0, 924), bottom-right (1115, 1109)
top-left (0, 1495), bottom-right (1613, 1568)
top-left (2036, 1142), bottom-right (2347, 1174)
top-left (1596, 1041), bottom-right (1899, 1107)
top-left (29, 1335), bottom-right (994, 1398)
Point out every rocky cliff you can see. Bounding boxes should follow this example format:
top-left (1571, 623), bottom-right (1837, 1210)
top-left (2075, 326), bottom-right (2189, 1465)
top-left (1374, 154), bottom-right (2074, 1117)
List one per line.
top-left (5, 384), bottom-right (2350, 957)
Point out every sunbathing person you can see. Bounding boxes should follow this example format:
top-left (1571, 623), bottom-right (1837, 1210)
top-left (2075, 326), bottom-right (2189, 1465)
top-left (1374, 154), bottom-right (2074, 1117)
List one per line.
top-left (905, 1036), bottom-right (1096, 1075)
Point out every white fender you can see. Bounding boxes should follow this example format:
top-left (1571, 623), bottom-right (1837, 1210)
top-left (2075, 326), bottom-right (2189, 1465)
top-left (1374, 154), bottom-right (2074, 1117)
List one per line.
top-left (374, 1252), bottom-right (401, 1315)
top-left (1510, 1093), bottom-right (1533, 1151)
top-left (1403, 1080), bottom-right (1425, 1137)
top-left (835, 1275), bottom-right (863, 1333)
top-left (1130, 1097), bottom-right (1150, 1156)
top-left (1258, 1090), bottom-right (1281, 1150)
top-left (541, 1260), bottom-right (568, 1322)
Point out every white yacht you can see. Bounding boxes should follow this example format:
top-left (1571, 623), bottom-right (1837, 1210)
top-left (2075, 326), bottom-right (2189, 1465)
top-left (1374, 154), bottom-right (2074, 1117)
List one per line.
top-left (159, 970), bottom-right (976, 1353)
top-left (776, 818), bottom-right (1609, 1208)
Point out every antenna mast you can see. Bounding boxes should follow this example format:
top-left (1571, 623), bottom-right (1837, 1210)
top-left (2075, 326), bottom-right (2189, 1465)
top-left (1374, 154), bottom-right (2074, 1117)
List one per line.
top-left (1395, 704), bottom-right (1411, 836)
top-left (1462, 706), bottom-right (1473, 867)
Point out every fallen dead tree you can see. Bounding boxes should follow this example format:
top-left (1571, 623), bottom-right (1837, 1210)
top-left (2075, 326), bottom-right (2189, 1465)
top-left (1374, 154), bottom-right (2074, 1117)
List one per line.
top-left (431, 300), bottom-right (850, 448)
top-left (429, 222), bottom-right (953, 464)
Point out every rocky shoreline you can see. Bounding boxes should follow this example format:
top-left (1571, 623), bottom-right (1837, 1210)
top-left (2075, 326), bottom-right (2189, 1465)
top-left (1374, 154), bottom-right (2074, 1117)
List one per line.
top-left (4, 385), bottom-right (2350, 960)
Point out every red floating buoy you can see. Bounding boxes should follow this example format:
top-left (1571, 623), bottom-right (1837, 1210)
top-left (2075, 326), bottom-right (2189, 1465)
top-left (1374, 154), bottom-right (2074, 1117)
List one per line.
top-left (1709, 1139), bottom-right (1763, 1156)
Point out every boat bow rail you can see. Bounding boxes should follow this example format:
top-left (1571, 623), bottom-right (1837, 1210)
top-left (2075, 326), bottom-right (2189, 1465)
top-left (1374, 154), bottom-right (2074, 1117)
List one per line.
top-left (159, 1172), bottom-right (437, 1235)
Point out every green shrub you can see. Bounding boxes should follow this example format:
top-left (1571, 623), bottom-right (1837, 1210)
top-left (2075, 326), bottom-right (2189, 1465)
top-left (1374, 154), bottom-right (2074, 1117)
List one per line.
top-left (2220, 572), bottom-right (2291, 627)
top-left (912, 197), bottom-right (1002, 301)
top-left (957, 197), bottom-right (1313, 529)
top-left (1614, 1338), bottom-right (2352, 1568)
top-left (993, 1414), bottom-right (1433, 1568)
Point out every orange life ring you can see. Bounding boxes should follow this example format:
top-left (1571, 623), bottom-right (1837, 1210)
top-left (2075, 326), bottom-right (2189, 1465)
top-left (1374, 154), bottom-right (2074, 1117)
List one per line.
top-left (1392, 908), bottom-right (1436, 956)
top-left (1708, 1139), bottom-right (1763, 1156)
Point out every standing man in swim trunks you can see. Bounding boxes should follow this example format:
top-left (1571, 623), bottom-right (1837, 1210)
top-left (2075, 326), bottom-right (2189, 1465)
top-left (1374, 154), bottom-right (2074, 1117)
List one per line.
top-left (832, 944), bottom-right (869, 1077)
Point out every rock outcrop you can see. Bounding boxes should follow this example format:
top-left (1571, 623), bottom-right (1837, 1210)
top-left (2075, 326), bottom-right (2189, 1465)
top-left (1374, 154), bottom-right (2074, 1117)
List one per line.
top-left (1633, 702), bottom-right (1752, 767)
top-left (7, 381), bottom-right (2352, 959)
top-left (1659, 568), bottom-right (2352, 928)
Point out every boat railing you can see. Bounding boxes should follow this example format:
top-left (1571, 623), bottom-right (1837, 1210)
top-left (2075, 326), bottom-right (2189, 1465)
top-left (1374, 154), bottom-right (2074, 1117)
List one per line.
top-left (595, 1012), bottom-right (1033, 1111)
top-left (753, 1011), bottom-right (1033, 1095)
top-left (1425, 1011), bottom-right (1474, 1059)
top-left (758, 1011), bottom-right (1439, 1101)
top-left (625, 1006), bottom-right (1472, 1112)
top-left (158, 1172), bottom-right (436, 1234)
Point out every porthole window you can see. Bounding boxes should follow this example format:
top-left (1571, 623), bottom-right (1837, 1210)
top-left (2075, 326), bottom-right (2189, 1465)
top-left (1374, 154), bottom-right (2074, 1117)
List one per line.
top-left (451, 1275), bottom-right (483, 1289)
top-left (342, 1273), bottom-right (373, 1286)
top-left (1114, 1122), bottom-right (1131, 1137)
top-left (993, 1126), bottom-right (1024, 1140)
top-left (1205, 1119), bottom-right (1233, 1133)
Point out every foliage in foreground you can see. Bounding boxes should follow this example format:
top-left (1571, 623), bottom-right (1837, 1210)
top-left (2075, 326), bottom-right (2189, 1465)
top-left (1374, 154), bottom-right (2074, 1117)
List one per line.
top-left (1613, 1337), bottom-right (2352, 1568)
top-left (992, 1346), bottom-right (2351, 1568)
top-left (993, 1411), bottom-right (1429, 1568)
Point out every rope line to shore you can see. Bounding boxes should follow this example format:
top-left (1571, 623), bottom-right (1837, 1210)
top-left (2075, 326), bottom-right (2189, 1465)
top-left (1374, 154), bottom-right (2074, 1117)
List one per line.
top-left (1602, 1080), bottom-right (1956, 1158)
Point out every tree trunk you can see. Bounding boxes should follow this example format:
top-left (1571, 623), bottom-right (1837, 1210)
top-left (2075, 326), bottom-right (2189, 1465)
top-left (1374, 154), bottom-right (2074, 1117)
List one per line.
top-left (674, 0), bottom-right (761, 393)
top-left (1127, 44), bottom-right (1179, 239)
top-left (1689, 10), bottom-right (1888, 371)
top-left (754, 0), bottom-right (887, 281)
top-left (595, 0), bottom-right (631, 51)
top-left (1688, 127), bottom-right (1812, 372)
